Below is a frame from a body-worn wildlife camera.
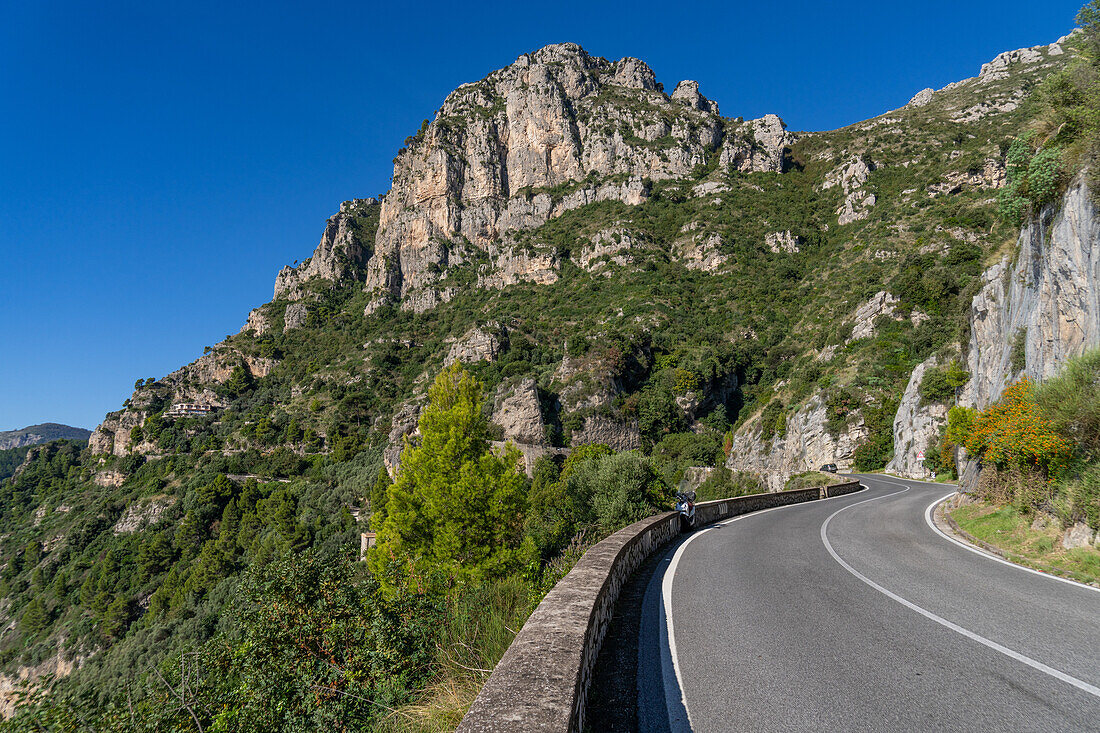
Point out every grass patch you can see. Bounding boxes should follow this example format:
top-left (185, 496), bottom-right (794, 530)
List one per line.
top-left (784, 470), bottom-right (844, 491)
top-left (950, 501), bottom-right (1100, 586)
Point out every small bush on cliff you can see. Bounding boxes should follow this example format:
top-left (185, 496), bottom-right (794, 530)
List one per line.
top-left (918, 361), bottom-right (970, 405)
top-left (369, 365), bottom-right (529, 587)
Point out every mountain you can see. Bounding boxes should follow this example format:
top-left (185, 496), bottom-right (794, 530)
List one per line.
top-left (3, 23), bottom-right (1099, 728)
top-left (0, 423), bottom-right (90, 451)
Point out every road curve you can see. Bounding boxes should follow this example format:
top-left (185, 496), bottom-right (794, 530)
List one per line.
top-left (638, 475), bottom-right (1100, 732)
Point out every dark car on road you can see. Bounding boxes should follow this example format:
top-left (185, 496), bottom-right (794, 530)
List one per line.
top-left (820, 463), bottom-right (838, 473)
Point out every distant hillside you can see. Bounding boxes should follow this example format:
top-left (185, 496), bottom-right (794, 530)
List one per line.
top-left (0, 423), bottom-right (91, 450)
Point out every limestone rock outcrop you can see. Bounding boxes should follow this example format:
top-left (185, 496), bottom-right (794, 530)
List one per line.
top-left (490, 378), bottom-right (546, 445)
top-left (725, 392), bottom-right (867, 491)
top-left (284, 303), bottom-right (309, 330)
top-left (362, 43), bottom-right (791, 313)
top-left (908, 88), bottom-right (935, 107)
top-left (960, 173), bottom-right (1100, 411)
top-left (886, 356), bottom-right (948, 479)
top-left (274, 198), bottom-right (378, 300)
top-left (848, 291), bottom-right (899, 342)
top-left (824, 156), bottom-right (877, 225)
top-left (89, 347), bottom-right (276, 456)
top-left (112, 496), bottom-right (177, 534)
top-left (444, 324), bottom-right (506, 366)
top-left (383, 400), bottom-right (423, 478)
top-left (672, 231), bottom-right (727, 272)
top-left (570, 415), bottom-right (641, 451)
top-left (765, 230), bottom-right (801, 254)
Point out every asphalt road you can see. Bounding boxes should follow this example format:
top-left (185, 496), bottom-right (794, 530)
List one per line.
top-left (637, 475), bottom-right (1100, 732)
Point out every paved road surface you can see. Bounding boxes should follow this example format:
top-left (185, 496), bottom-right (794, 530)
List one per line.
top-left (637, 475), bottom-right (1100, 732)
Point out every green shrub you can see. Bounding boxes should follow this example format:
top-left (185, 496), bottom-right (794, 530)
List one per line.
top-left (696, 467), bottom-right (765, 501)
top-left (918, 361), bottom-right (969, 404)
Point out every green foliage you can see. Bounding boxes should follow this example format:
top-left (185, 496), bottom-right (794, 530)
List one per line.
top-left (523, 446), bottom-right (670, 561)
top-left (784, 471), bottom-right (839, 491)
top-left (918, 360), bottom-right (970, 404)
top-left (695, 467), bottom-right (765, 501)
top-left (825, 387), bottom-right (858, 436)
top-left (997, 133), bottom-right (1066, 224)
top-left (852, 395), bottom-right (900, 471)
top-left (1011, 328), bottom-right (1028, 373)
top-left (650, 432), bottom-right (723, 486)
top-left (18, 598), bottom-right (50, 636)
top-left (370, 365), bottom-right (529, 586)
top-left (213, 550), bottom-right (440, 730)
top-left (563, 450), bottom-right (671, 533)
top-left (0, 446), bottom-right (31, 481)
top-left (758, 400), bottom-right (786, 442)
top-left (3, 18), bottom-right (1091, 722)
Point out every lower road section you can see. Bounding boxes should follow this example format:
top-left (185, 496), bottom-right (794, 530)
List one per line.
top-left (638, 475), bottom-right (1100, 732)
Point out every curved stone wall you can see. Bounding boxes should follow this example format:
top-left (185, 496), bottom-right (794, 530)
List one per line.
top-left (457, 480), bottom-right (861, 732)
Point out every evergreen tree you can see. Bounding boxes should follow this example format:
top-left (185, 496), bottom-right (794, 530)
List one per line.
top-left (369, 365), bottom-right (528, 586)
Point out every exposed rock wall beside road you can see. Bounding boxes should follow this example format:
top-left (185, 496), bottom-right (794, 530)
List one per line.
top-left (961, 172), bottom-right (1100, 410)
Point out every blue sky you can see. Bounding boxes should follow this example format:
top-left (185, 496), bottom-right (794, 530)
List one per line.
top-left (0, 0), bottom-right (1084, 431)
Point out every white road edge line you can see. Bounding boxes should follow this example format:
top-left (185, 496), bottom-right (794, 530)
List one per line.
top-left (924, 490), bottom-right (1100, 595)
top-left (661, 484), bottom-right (869, 730)
top-left (869, 474), bottom-right (1100, 594)
top-left (821, 486), bottom-right (1100, 699)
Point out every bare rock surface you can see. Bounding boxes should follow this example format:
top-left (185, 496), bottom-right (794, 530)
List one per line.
top-left (960, 173), bottom-right (1100, 411)
top-left (491, 378), bottom-right (546, 446)
top-left (726, 392), bottom-right (867, 491)
top-left (383, 400), bottom-right (423, 478)
top-left (886, 356), bottom-right (948, 479)
top-left (444, 324), bottom-right (505, 366)
top-left (274, 198), bottom-right (377, 300)
top-left (284, 302), bottom-right (309, 330)
top-left (361, 43), bottom-right (791, 313)
top-left (848, 291), bottom-right (900, 342)
top-left (113, 496), bottom-right (178, 534)
top-left (765, 230), bottom-right (801, 254)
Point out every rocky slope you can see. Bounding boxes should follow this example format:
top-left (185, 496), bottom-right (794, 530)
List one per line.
top-left (961, 172), bottom-right (1100, 409)
top-left (86, 36), bottom-right (1079, 495)
top-left (885, 355), bottom-right (948, 478)
top-left (887, 171), bottom-right (1100, 480)
top-left (13, 29), bottom-right (1097, 718)
top-left (721, 36), bottom-right (1074, 487)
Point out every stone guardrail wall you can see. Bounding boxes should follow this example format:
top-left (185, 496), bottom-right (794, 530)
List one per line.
top-left (457, 480), bottom-right (862, 732)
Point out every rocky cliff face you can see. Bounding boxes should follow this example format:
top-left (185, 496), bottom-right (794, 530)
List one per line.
top-left (889, 169), bottom-right (1099, 480)
top-left (960, 173), bottom-right (1100, 410)
top-left (726, 392), bottom-right (867, 491)
top-left (272, 198), bottom-right (378, 301)
top-left (362, 43), bottom-right (792, 313)
top-left (89, 347), bottom-right (276, 456)
top-left (886, 356), bottom-right (947, 478)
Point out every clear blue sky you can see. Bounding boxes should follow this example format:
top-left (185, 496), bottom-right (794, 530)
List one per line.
top-left (0, 0), bottom-right (1083, 431)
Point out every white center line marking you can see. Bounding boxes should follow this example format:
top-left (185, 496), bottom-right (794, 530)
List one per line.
top-left (821, 486), bottom-right (1100, 699)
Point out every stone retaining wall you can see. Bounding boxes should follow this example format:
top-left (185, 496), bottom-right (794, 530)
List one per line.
top-left (457, 480), bottom-right (861, 732)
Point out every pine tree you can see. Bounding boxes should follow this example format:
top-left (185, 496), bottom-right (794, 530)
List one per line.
top-left (369, 364), bottom-right (528, 586)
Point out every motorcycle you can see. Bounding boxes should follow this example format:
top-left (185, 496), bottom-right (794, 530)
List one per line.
top-left (675, 490), bottom-right (697, 531)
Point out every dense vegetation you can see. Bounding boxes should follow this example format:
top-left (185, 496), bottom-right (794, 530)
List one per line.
top-left (942, 349), bottom-right (1100, 533)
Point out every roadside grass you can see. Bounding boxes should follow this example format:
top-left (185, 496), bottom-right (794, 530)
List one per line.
top-left (784, 470), bottom-right (844, 491)
top-left (950, 502), bottom-right (1100, 586)
top-left (375, 535), bottom-right (598, 731)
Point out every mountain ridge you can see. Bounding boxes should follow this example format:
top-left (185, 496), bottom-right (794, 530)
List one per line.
top-left (0, 423), bottom-right (90, 451)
